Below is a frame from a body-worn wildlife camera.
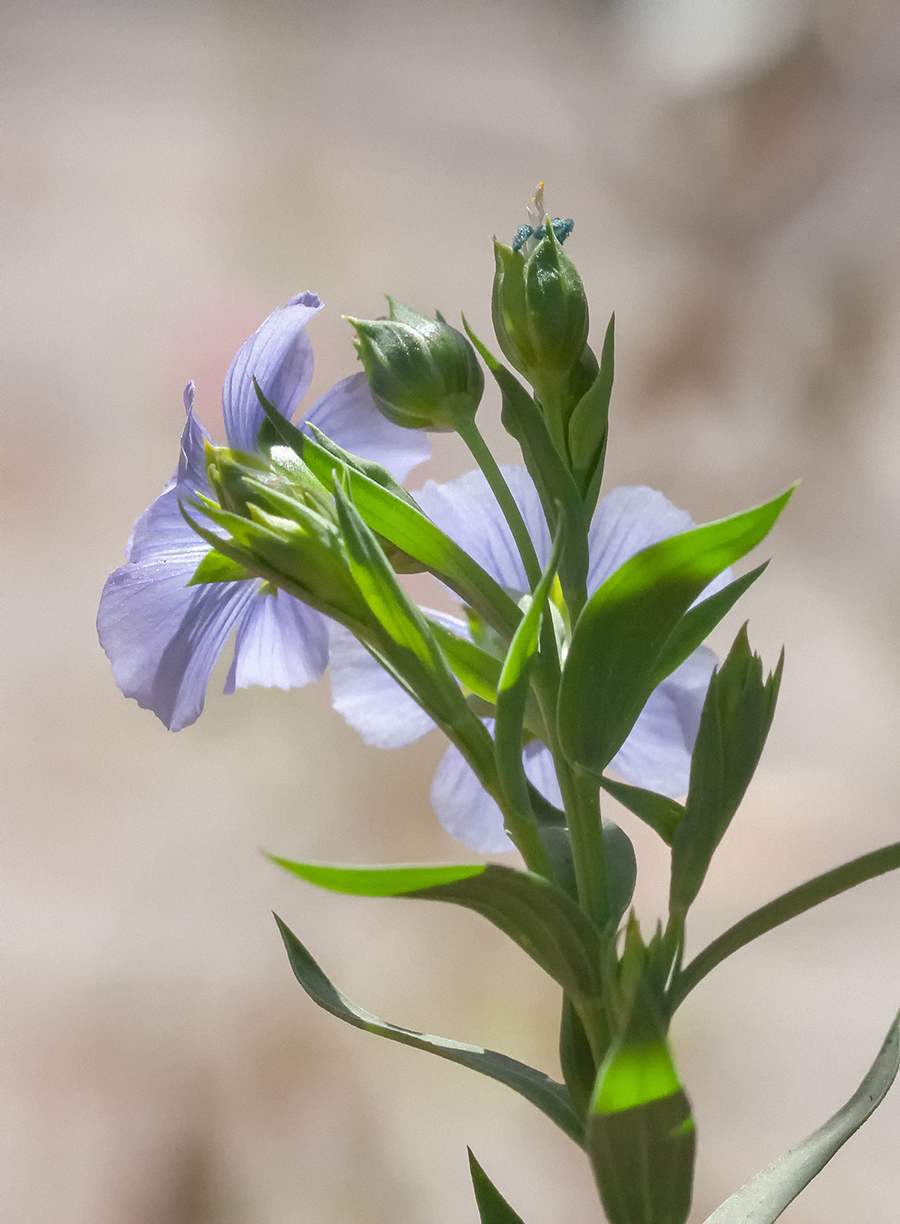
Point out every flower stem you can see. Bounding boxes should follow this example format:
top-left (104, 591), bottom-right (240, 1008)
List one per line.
top-left (456, 417), bottom-right (543, 590)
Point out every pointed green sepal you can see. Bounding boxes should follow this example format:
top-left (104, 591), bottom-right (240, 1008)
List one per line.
top-left (187, 549), bottom-right (253, 585)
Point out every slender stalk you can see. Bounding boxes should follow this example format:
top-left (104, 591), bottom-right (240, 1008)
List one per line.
top-left (532, 653), bottom-right (612, 931)
top-left (560, 764), bottom-right (612, 931)
top-left (457, 417), bottom-right (543, 590)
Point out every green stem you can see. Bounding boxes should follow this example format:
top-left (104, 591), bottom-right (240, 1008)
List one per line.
top-left (457, 417), bottom-right (543, 590)
top-left (532, 655), bottom-right (612, 931)
top-left (562, 765), bottom-right (612, 932)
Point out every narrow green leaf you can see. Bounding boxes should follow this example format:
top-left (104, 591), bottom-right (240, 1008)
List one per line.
top-left (269, 857), bottom-right (485, 895)
top-left (187, 549), bottom-right (253, 585)
top-left (702, 1010), bottom-right (900, 1224)
top-left (272, 856), bottom-right (606, 1013)
top-left (332, 479), bottom-right (475, 733)
top-left (274, 917), bottom-right (584, 1146)
top-left (669, 841), bottom-right (900, 1010)
top-left (559, 487), bottom-right (795, 776)
top-left (468, 1150), bottom-right (527, 1224)
top-left (650, 563), bottom-right (769, 688)
top-left (600, 777), bottom-right (685, 845)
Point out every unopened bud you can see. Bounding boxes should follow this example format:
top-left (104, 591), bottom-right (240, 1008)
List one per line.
top-left (346, 301), bottom-right (484, 433)
top-left (492, 221), bottom-right (588, 393)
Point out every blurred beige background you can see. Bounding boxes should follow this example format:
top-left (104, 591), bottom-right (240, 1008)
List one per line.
top-left (4, 0), bottom-right (900, 1221)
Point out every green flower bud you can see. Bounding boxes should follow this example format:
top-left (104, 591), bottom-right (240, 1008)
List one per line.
top-left (346, 300), bottom-right (484, 432)
top-left (492, 222), bottom-right (589, 392)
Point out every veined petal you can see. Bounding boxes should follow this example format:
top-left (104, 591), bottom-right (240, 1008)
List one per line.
top-left (523, 741), bottom-right (563, 809)
top-left (431, 723), bottom-right (563, 855)
top-left (588, 484), bottom-right (732, 600)
top-left (328, 623), bottom-right (437, 749)
top-left (415, 465), bottom-right (551, 592)
top-left (305, 372), bottom-right (430, 482)
top-left (222, 292), bottom-right (324, 452)
top-left (587, 485), bottom-right (696, 589)
top-left (431, 737), bottom-right (516, 855)
top-left (126, 385), bottom-right (212, 564)
top-left (225, 591), bottom-right (329, 694)
top-left (610, 645), bottom-right (718, 798)
top-left (98, 552), bottom-right (259, 731)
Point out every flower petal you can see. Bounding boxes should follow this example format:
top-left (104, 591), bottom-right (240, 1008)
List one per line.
top-left (431, 739), bottom-right (515, 854)
top-left (587, 485), bottom-right (696, 590)
top-left (415, 465), bottom-right (550, 592)
top-left (610, 645), bottom-right (718, 798)
top-left (98, 551), bottom-right (258, 731)
top-left (523, 741), bottom-right (563, 809)
top-left (328, 624), bottom-right (436, 749)
top-left (430, 723), bottom-right (563, 855)
top-left (224, 590), bottom-right (329, 694)
top-left (222, 292), bottom-right (324, 452)
top-left (588, 484), bottom-right (733, 600)
top-left (126, 385), bottom-right (212, 564)
top-left (305, 372), bottom-right (430, 482)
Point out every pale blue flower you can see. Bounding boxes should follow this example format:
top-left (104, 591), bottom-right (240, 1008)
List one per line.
top-left (330, 467), bottom-right (722, 853)
top-left (98, 293), bottom-right (429, 730)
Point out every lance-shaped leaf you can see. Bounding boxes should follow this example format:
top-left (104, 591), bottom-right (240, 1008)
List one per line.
top-left (274, 917), bottom-right (584, 1146)
top-left (270, 858), bottom-right (607, 1017)
top-left (587, 985), bottom-right (696, 1224)
top-left (569, 312), bottom-right (614, 513)
top-left (669, 627), bottom-right (783, 918)
top-left (254, 381), bottom-right (520, 638)
top-left (331, 478), bottom-right (476, 733)
top-left (702, 1010), bottom-right (900, 1224)
top-left (651, 564), bottom-right (768, 688)
top-left (467, 1149), bottom-right (528, 1224)
top-left (558, 487), bottom-right (794, 776)
top-left (669, 840), bottom-right (900, 1010)
top-left (463, 321), bottom-right (590, 615)
top-left (599, 777), bottom-right (685, 846)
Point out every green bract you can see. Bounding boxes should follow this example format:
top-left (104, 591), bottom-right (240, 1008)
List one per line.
top-left (346, 299), bottom-right (484, 432)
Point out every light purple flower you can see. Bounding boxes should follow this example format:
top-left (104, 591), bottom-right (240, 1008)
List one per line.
top-left (98, 292), bottom-right (429, 731)
top-left (329, 467), bottom-right (723, 853)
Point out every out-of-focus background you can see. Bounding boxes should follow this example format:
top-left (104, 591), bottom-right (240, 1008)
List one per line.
top-left (4, 0), bottom-right (900, 1220)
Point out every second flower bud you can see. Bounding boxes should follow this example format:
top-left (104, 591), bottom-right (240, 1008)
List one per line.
top-left (346, 299), bottom-right (484, 433)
